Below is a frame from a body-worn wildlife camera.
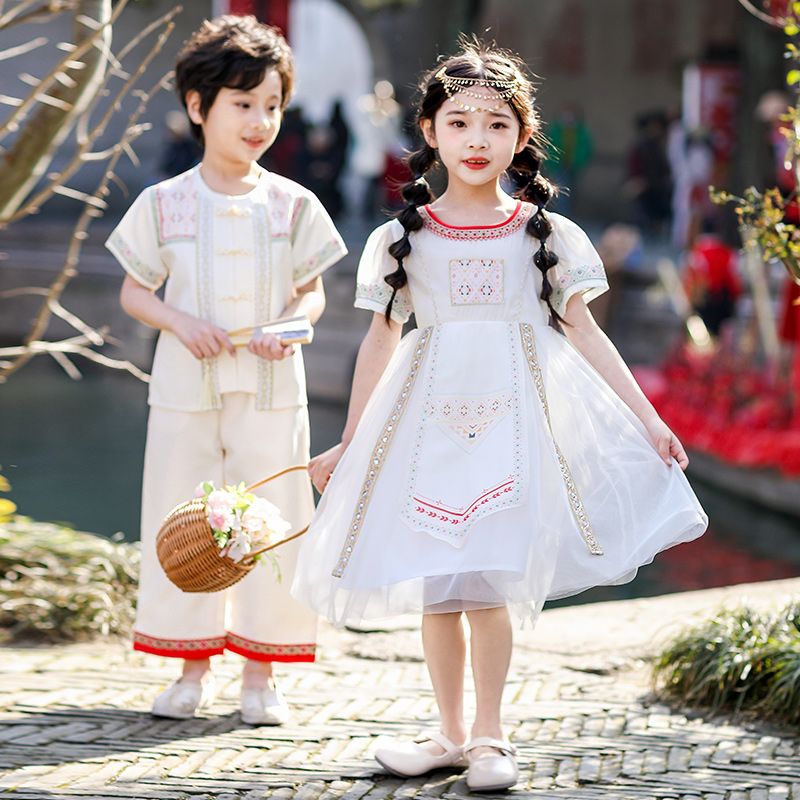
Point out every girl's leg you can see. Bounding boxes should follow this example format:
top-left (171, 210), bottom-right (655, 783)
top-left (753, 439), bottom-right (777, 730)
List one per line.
top-left (420, 611), bottom-right (468, 749)
top-left (465, 605), bottom-right (512, 753)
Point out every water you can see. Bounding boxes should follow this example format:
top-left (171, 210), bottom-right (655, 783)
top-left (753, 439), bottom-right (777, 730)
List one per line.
top-left (2, 361), bottom-right (799, 604)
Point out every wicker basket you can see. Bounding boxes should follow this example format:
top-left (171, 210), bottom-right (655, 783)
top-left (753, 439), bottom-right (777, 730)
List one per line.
top-left (156, 465), bottom-right (309, 593)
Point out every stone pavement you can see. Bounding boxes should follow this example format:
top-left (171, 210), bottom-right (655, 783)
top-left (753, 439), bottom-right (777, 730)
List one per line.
top-left (1, 578), bottom-right (799, 800)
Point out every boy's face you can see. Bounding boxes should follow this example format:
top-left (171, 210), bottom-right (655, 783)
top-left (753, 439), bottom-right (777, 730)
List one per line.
top-left (186, 69), bottom-right (283, 166)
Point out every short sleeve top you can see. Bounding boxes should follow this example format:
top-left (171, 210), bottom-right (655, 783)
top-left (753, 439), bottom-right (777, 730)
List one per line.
top-left (105, 165), bottom-right (347, 411)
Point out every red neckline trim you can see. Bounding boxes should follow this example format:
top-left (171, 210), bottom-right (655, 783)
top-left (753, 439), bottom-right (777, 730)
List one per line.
top-left (423, 201), bottom-right (523, 230)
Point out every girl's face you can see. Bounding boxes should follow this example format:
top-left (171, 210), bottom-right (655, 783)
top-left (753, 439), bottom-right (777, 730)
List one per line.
top-left (421, 85), bottom-right (531, 189)
top-left (186, 69), bottom-right (283, 167)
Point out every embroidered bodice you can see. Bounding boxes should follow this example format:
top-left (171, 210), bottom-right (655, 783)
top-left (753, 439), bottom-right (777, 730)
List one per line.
top-left (354, 202), bottom-right (608, 329)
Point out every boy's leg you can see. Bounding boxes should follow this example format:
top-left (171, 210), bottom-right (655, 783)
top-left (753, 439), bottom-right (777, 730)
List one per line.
top-left (222, 397), bottom-right (317, 669)
top-left (135, 406), bottom-right (227, 665)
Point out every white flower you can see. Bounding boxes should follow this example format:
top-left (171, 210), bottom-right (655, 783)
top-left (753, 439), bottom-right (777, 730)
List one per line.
top-left (226, 530), bottom-right (252, 563)
top-left (241, 497), bottom-right (291, 545)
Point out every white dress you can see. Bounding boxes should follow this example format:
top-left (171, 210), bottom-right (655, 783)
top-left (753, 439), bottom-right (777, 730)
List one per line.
top-left (292, 202), bottom-right (708, 627)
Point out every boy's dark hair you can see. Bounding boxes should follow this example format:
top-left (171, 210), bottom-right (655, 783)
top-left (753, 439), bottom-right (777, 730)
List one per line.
top-left (175, 15), bottom-right (294, 144)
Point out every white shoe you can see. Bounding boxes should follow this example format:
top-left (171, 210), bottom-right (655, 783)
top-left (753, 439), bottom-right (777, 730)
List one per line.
top-left (151, 676), bottom-right (215, 720)
top-left (240, 679), bottom-right (289, 725)
top-left (374, 731), bottom-right (467, 777)
top-left (465, 737), bottom-right (519, 792)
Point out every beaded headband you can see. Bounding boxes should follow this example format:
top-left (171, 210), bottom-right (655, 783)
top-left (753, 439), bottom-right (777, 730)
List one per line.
top-left (434, 65), bottom-right (522, 113)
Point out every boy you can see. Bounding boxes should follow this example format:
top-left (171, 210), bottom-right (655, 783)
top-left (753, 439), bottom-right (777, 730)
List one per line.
top-left (106, 16), bottom-right (346, 724)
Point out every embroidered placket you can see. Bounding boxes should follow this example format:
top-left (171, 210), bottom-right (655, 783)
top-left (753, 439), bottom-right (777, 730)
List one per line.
top-left (254, 203), bottom-right (273, 410)
top-left (197, 196), bottom-right (222, 410)
top-left (519, 323), bottom-right (603, 555)
top-left (332, 327), bottom-right (433, 578)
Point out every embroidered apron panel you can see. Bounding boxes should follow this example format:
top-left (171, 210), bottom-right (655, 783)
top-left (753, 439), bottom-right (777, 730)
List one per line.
top-left (401, 323), bottom-right (528, 548)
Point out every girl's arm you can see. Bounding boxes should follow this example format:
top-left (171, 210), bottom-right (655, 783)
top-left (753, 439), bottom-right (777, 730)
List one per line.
top-left (248, 276), bottom-right (326, 361)
top-left (119, 275), bottom-right (234, 359)
top-left (309, 313), bottom-right (403, 492)
top-left (562, 295), bottom-right (688, 469)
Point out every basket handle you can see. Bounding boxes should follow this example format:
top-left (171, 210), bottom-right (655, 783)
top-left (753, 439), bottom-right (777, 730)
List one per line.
top-left (241, 465), bottom-right (310, 563)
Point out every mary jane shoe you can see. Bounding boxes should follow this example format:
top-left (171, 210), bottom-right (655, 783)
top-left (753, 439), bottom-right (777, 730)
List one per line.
top-left (240, 679), bottom-right (289, 725)
top-left (374, 730), bottom-right (467, 777)
top-left (151, 676), bottom-right (215, 719)
top-left (465, 737), bottom-right (519, 792)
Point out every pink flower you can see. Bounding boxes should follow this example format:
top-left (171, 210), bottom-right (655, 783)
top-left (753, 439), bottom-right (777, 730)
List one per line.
top-left (206, 489), bottom-right (235, 516)
top-left (208, 509), bottom-right (234, 532)
top-left (242, 497), bottom-right (291, 543)
top-left (193, 483), bottom-right (206, 499)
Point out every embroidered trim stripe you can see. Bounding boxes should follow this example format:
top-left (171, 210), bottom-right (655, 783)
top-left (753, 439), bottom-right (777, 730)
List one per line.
top-left (421, 203), bottom-right (532, 241)
top-left (226, 633), bottom-right (316, 662)
top-left (133, 631), bottom-right (226, 657)
top-left (519, 323), bottom-right (603, 555)
top-left (332, 326), bottom-right (433, 578)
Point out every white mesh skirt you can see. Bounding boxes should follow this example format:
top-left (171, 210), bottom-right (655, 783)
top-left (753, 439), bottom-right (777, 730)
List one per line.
top-left (291, 321), bottom-right (707, 627)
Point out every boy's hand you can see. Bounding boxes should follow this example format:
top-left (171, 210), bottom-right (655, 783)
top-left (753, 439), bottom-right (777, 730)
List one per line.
top-left (643, 415), bottom-right (689, 470)
top-left (172, 311), bottom-right (235, 359)
top-left (248, 331), bottom-right (295, 360)
top-left (309, 442), bottom-right (346, 493)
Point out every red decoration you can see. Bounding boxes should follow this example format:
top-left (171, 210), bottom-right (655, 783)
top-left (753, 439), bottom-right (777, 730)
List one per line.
top-left (222, 0), bottom-right (290, 38)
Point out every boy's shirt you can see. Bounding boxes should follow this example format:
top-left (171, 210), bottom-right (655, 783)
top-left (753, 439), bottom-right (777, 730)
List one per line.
top-left (106, 165), bottom-right (347, 411)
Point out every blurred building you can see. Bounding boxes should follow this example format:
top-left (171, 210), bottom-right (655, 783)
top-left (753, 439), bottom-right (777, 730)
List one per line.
top-left (0, 0), bottom-right (786, 220)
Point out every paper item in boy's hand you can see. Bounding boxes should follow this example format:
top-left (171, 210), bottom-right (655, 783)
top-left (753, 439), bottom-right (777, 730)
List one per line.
top-left (259, 315), bottom-right (314, 345)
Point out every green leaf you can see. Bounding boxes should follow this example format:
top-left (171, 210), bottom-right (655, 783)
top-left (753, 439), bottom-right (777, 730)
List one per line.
top-left (785, 23), bottom-right (799, 36)
top-left (788, 69), bottom-right (800, 86)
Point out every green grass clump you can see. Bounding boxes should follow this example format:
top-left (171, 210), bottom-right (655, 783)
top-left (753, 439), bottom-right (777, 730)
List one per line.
top-left (0, 517), bottom-right (139, 643)
top-left (653, 601), bottom-right (800, 727)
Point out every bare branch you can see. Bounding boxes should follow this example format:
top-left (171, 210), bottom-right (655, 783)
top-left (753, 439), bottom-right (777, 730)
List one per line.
top-left (0, 1), bottom-right (76, 31)
top-left (0, 0), bottom-right (129, 141)
top-left (49, 349), bottom-right (82, 379)
top-left (6, 12), bottom-right (179, 221)
top-left (0, 37), bottom-right (48, 61)
top-left (0, 68), bottom-right (171, 381)
top-left (737, 0), bottom-right (787, 27)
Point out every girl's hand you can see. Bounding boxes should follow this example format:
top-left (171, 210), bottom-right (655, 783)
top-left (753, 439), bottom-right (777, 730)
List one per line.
top-left (172, 311), bottom-right (235, 360)
top-left (248, 331), bottom-right (295, 361)
top-left (643, 415), bottom-right (689, 470)
top-left (309, 442), bottom-right (346, 493)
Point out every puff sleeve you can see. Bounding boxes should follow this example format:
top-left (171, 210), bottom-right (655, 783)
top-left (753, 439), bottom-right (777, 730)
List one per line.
top-left (290, 192), bottom-right (348, 287)
top-left (105, 188), bottom-right (168, 290)
top-left (353, 220), bottom-right (413, 324)
top-left (547, 214), bottom-right (609, 318)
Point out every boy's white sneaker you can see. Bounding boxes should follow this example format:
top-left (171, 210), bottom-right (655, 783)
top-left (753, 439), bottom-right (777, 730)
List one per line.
top-left (240, 679), bottom-right (289, 725)
top-left (151, 676), bottom-right (215, 719)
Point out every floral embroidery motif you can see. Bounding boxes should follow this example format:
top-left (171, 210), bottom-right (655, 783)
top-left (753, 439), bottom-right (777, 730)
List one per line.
top-left (427, 392), bottom-right (513, 451)
top-left (267, 185), bottom-right (294, 240)
top-left (412, 476), bottom-right (516, 526)
top-left (155, 172), bottom-right (196, 243)
top-left (332, 327), bottom-right (433, 579)
top-left (355, 280), bottom-right (413, 321)
top-left (449, 258), bottom-right (504, 305)
top-left (293, 239), bottom-right (345, 284)
top-left (107, 230), bottom-right (165, 287)
top-left (550, 263), bottom-right (607, 314)
top-left (519, 323), bottom-right (603, 555)
top-left (421, 203), bottom-right (532, 241)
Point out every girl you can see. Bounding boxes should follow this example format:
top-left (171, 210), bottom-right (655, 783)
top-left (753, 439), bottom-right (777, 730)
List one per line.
top-left (106, 17), bottom-right (346, 724)
top-left (292, 40), bottom-right (706, 792)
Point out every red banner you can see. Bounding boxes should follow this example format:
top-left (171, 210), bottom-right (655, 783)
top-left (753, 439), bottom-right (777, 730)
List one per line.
top-left (223, 0), bottom-right (290, 38)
